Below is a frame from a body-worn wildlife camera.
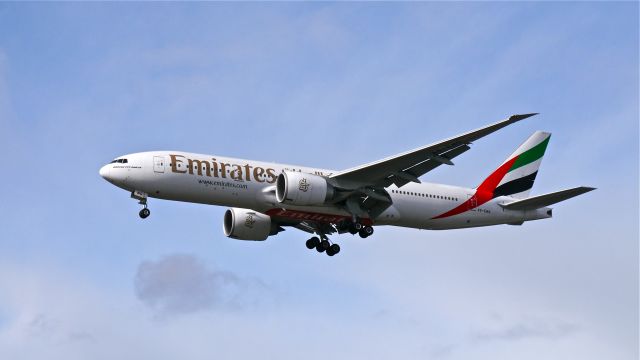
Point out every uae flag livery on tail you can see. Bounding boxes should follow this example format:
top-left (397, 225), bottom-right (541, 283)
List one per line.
top-left (491, 131), bottom-right (550, 199)
top-left (432, 131), bottom-right (550, 219)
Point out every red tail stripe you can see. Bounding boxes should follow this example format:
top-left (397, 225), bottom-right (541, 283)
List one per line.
top-left (477, 156), bottom-right (518, 193)
top-left (432, 156), bottom-right (518, 219)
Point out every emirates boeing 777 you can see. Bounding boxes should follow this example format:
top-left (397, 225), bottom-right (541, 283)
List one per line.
top-left (99, 113), bottom-right (594, 256)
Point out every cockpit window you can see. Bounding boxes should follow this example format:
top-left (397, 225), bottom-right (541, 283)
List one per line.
top-left (111, 159), bottom-right (128, 164)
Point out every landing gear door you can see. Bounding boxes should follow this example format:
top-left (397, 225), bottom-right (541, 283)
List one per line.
top-left (153, 156), bottom-right (165, 173)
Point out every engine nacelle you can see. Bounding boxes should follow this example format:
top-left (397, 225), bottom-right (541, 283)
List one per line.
top-left (223, 208), bottom-right (272, 241)
top-left (275, 171), bottom-right (334, 206)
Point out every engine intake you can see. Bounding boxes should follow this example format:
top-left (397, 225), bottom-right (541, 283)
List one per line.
top-left (223, 208), bottom-right (272, 241)
top-left (275, 171), bottom-right (334, 206)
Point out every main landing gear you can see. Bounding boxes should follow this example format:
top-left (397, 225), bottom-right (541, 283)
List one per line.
top-left (359, 225), bottom-right (374, 238)
top-left (347, 221), bottom-right (374, 239)
top-left (305, 236), bottom-right (341, 256)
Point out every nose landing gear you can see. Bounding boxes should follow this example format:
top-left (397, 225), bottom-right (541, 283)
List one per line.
top-left (139, 207), bottom-right (150, 219)
top-left (131, 190), bottom-right (150, 219)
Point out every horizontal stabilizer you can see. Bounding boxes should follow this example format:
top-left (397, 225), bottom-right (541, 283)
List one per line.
top-left (500, 186), bottom-right (596, 210)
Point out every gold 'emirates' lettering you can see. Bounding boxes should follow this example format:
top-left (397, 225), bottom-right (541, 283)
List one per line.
top-left (170, 154), bottom-right (187, 174)
top-left (231, 165), bottom-right (243, 181)
top-left (188, 159), bottom-right (211, 177)
top-left (169, 154), bottom-right (277, 183)
top-left (253, 167), bottom-right (265, 183)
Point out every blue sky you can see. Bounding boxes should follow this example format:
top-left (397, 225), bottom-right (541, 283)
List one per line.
top-left (0, 2), bottom-right (637, 359)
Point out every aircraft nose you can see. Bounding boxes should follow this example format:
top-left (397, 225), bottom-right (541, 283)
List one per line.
top-left (99, 164), bottom-right (110, 180)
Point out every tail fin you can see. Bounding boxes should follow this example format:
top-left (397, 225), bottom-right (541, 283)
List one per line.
top-left (477, 131), bottom-right (551, 199)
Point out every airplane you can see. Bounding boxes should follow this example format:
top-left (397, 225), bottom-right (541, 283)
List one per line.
top-left (99, 113), bottom-right (595, 256)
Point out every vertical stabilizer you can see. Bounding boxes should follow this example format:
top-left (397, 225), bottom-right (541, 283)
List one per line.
top-left (477, 131), bottom-right (551, 199)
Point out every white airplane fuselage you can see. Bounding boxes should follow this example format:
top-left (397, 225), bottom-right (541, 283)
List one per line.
top-left (99, 151), bottom-right (551, 231)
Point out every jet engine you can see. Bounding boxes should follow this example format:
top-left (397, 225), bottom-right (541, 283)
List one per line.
top-left (275, 171), bottom-right (334, 206)
top-left (223, 208), bottom-right (272, 241)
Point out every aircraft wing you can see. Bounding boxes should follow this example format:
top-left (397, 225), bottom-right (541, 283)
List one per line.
top-left (330, 113), bottom-right (538, 189)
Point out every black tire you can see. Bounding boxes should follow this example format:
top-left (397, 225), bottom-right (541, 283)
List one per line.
top-left (316, 240), bottom-right (328, 252)
top-left (139, 208), bottom-right (150, 219)
top-left (329, 244), bottom-right (340, 255)
top-left (326, 248), bottom-right (335, 256)
top-left (363, 226), bottom-right (374, 236)
top-left (306, 237), bottom-right (319, 249)
top-left (353, 222), bottom-right (363, 231)
top-left (359, 229), bottom-right (368, 238)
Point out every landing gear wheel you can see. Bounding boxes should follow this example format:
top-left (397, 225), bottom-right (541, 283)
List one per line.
top-left (139, 208), bottom-right (150, 219)
top-left (316, 240), bottom-right (330, 253)
top-left (349, 222), bottom-right (363, 234)
top-left (306, 237), bottom-right (320, 249)
top-left (359, 226), bottom-right (373, 238)
top-left (326, 244), bottom-right (340, 256)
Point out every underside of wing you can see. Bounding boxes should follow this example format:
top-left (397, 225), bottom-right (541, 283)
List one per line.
top-left (293, 221), bottom-right (337, 236)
